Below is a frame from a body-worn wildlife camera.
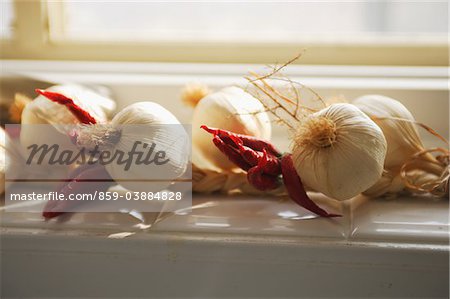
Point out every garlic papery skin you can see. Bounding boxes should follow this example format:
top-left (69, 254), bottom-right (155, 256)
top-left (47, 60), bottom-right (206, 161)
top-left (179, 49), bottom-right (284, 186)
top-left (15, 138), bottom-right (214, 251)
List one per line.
top-left (291, 103), bottom-right (387, 201)
top-left (192, 86), bottom-right (271, 170)
top-left (76, 102), bottom-right (190, 192)
top-left (20, 85), bottom-right (116, 164)
top-left (353, 95), bottom-right (434, 172)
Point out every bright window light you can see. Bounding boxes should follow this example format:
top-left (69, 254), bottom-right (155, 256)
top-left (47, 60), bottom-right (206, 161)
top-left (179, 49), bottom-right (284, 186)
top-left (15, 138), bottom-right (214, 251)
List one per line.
top-left (58, 1), bottom-right (448, 43)
top-left (1, 0), bottom-right (14, 39)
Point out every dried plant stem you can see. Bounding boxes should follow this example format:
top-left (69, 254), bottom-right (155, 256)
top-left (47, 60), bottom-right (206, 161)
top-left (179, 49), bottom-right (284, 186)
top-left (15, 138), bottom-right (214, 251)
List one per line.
top-left (245, 52), bottom-right (325, 131)
top-left (268, 77), bottom-right (327, 109)
top-left (369, 115), bottom-right (449, 197)
top-left (401, 148), bottom-right (449, 196)
top-left (249, 71), bottom-right (297, 106)
top-left (248, 51), bottom-right (305, 83)
top-left (407, 158), bottom-right (445, 176)
top-left (245, 75), bottom-right (298, 129)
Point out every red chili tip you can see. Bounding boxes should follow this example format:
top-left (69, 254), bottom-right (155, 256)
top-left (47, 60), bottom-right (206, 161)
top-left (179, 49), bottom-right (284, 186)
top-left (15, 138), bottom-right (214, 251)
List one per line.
top-left (35, 88), bottom-right (97, 125)
top-left (36, 89), bottom-right (72, 105)
top-left (35, 88), bottom-right (45, 95)
top-left (200, 125), bottom-right (218, 135)
top-left (281, 154), bottom-right (342, 218)
top-left (42, 199), bottom-right (64, 220)
top-left (328, 214), bottom-right (342, 218)
top-left (42, 211), bottom-right (64, 220)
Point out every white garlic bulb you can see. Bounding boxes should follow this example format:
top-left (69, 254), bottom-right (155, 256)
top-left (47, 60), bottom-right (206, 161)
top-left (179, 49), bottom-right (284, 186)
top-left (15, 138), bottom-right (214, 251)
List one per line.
top-left (353, 95), bottom-right (446, 197)
top-left (76, 102), bottom-right (189, 192)
top-left (192, 86), bottom-right (271, 170)
top-left (20, 84), bottom-right (116, 165)
top-left (353, 95), bottom-right (431, 171)
top-left (291, 103), bottom-right (387, 200)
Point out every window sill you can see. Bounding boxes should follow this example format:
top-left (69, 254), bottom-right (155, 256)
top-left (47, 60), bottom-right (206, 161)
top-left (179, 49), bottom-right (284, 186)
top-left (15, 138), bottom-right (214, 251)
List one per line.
top-left (1, 193), bottom-right (449, 298)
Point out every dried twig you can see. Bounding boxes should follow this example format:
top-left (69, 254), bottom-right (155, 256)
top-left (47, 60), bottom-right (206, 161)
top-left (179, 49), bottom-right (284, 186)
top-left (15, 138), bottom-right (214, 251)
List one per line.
top-left (248, 50), bottom-right (305, 83)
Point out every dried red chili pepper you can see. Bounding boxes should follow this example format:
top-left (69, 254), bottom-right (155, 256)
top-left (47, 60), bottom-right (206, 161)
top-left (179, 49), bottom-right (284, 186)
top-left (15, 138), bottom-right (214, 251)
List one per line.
top-left (201, 125), bottom-right (281, 157)
top-left (43, 165), bottom-right (115, 219)
top-left (281, 154), bottom-right (341, 218)
top-left (201, 125), bottom-right (341, 217)
top-left (212, 135), bottom-right (253, 171)
top-left (35, 89), bottom-right (97, 124)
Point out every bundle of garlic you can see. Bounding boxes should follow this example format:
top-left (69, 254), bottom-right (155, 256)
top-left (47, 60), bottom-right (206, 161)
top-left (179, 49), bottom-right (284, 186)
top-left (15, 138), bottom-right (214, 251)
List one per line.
top-left (36, 89), bottom-right (189, 218)
top-left (353, 95), bottom-right (448, 197)
top-left (21, 85), bottom-right (116, 165)
top-left (187, 85), bottom-right (272, 170)
top-left (200, 60), bottom-right (388, 217)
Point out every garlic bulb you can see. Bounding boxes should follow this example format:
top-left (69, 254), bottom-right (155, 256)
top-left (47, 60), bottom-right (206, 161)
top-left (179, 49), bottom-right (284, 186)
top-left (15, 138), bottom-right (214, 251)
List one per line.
top-left (76, 102), bottom-right (189, 192)
top-left (20, 84), bottom-right (116, 164)
top-left (353, 95), bottom-right (447, 197)
top-left (192, 86), bottom-right (271, 170)
top-left (291, 103), bottom-right (387, 200)
top-left (353, 95), bottom-right (432, 171)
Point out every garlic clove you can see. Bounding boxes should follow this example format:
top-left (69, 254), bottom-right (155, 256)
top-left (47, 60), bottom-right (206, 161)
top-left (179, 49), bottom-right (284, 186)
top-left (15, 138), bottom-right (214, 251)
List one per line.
top-left (292, 103), bottom-right (387, 201)
top-left (192, 86), bottom-right (271, 170)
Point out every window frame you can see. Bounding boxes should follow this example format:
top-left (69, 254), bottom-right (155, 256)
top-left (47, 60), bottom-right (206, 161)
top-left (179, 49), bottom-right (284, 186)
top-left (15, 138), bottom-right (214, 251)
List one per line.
top-left (0, 0), bottom-right (448, 66)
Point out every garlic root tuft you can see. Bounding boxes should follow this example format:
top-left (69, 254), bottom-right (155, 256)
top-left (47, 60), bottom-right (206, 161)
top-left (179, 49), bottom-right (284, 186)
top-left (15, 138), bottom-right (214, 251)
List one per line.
top-left (76, 124), bottom-right (121, 150)
top-left (295, 116), bottom-right (337, 148)
top-left (181, 82), bottom-right (211, 107)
